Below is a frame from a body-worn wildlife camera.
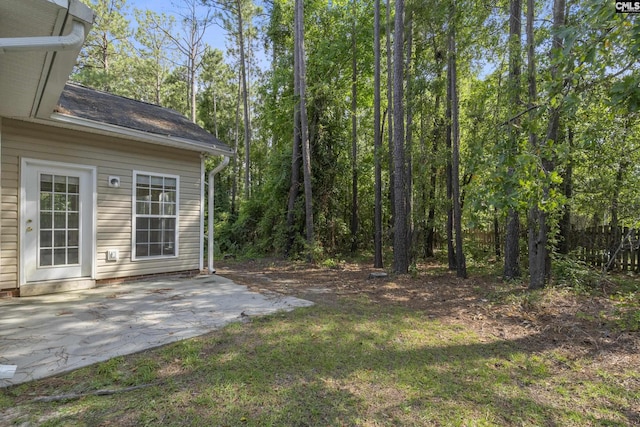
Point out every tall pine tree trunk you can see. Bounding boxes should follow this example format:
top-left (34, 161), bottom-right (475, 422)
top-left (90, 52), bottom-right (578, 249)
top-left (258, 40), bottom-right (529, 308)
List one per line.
top-left (295, 0), bottom-right (314, 260)
top-left (373, 0), bottom-right (383, 268)
top-left (350, 2), bottom-right (359, 254)
top-left (504, 0), bottom-right (522, 280)
top-left (449, 1), bottom-right (467, 278)
top-left (231, 73), bottom-right (241, 215)
top-left (392, 0), bottom-right (408, 273)
top-left (405, 14), bottom-right (414, 262)
top-left (386, 0), bottom-right (395, 236)
top-left (426, 56), bottom-right (444, 259)
top-left (237, 0), bottom-right (252, 199)
top-left (285, 17), bottom-right (302, 257)
top-left (425, 152), bottom-right (437, 257)
top-left (446, 57), bottom-right (456, 271)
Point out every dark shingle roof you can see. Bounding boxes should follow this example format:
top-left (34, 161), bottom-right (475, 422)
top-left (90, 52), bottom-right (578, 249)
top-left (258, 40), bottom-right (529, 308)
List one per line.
top-left (55, 83), bottom-right (232, 154)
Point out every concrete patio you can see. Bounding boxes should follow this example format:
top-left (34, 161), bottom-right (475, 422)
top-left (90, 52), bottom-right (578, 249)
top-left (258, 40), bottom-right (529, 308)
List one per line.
top-left (0, 275), bottom-right (313, 387)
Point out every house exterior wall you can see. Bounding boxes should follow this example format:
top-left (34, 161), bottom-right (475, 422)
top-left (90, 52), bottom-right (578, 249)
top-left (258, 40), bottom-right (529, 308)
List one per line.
top-left (0, 119), bottom-right (203, 290)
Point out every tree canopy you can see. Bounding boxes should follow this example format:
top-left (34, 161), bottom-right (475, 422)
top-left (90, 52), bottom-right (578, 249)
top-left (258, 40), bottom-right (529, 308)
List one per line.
top-left (74, 0), bottom-right (640, 282)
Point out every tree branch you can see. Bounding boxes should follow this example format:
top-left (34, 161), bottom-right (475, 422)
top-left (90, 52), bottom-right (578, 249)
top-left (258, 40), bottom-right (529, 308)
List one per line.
top-left (31, 383), bottom-right (160, 403)
top-left (500, 104), bottom-right (540, 127)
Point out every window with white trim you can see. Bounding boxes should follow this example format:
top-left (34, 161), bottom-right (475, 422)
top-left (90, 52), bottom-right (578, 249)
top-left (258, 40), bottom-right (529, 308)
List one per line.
top-left (133, 172), bottom-right (179, 259)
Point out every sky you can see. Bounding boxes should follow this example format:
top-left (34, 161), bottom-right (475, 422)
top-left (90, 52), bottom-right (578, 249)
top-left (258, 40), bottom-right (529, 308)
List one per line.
top-left (123, 0), bottom-right (269, 70)
top-left (125, 0), bottom-right (231, 56)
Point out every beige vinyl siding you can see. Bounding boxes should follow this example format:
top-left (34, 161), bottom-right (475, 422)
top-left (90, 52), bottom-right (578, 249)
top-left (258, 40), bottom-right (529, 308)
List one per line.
top-left (1, 128), bottom-right (18, 287)
top-left (0, 119), bottom-right (204, 289)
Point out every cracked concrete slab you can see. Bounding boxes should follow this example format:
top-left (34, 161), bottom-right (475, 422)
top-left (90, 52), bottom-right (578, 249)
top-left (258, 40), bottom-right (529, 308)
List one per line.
top-left (0, 275), bottom-right (313, 387)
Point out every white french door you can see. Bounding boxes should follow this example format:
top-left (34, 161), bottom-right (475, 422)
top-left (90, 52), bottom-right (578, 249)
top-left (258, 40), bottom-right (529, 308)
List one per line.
top-left (22, 160), bottom-right (94, 283)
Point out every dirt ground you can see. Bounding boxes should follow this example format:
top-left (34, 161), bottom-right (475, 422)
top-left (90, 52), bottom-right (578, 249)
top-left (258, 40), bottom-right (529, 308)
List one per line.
top-left (217, 258), bottom-right (640, 373)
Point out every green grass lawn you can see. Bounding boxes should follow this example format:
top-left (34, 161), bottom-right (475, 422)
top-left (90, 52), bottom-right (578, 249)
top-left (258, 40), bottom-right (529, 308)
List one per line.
top-left (1, 279), bottom-right (639, 426)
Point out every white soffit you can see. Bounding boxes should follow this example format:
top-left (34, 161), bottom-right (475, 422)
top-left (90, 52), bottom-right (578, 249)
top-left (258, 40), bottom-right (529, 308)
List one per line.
top-left (0, 0), bottom-right (93, 118)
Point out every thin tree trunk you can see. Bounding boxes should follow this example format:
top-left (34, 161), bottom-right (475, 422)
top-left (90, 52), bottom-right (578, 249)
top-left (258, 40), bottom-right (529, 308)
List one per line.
top-left (237, 0), bottom-right (251, 199)
top-left (527, 0), bottom-right (541, 287)
top-left (504, 214), bottom-right (520, 279)
top-left (446, 54), bottom-right (456, 271)
top-left (418, 93), bottom-right (428, 257)
top-left (231, 72), bottom-right (241, 215)
top-left (609, 159), bottom-right (628, 270)
top-left (449, 1), bottom-right (467, 279)
top-left (350, 1), bottom-right (359, 254)
top-left (558, 126), bottom-right (573, 254)
top-left (295, 0), bottom-right (314, 260)
top-left (190, 51), bottom-right (197, 122)
top-left (392, 0), bottom-right (408, 273)
top-left (426, 60), bottom-right (444, 259)
top-left (425, 169), bottom-right (437, 257)
top-left (102, 33), bottom-right (110, 91)
top-left (285, 12), bottom-right (302, 257)
top-left (530, 0), bottom-right (565, 289)
top-left (494, 211), bottom-right (501, 257)
top-left (373, 0), bottom-right (383, 268)
top-left (155, 69), bottom-right (161, 105)
top-left (504, 0), bottom-right (522, 280)
top-left (386, 0), bottom-right (394, 236)
top-left (213, 94), bottom-right (219, 139)
top-left (405, 13), bottom-right (414, 262)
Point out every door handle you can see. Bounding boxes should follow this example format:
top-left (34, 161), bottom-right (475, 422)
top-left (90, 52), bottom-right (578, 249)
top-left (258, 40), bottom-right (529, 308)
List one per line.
top-left (26, 227), bottom-right (33, 232)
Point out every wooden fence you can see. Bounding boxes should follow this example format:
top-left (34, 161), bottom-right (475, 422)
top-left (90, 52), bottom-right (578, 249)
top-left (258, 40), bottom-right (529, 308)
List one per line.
top-left (432, 230), bottom-right (499, 254)
top-left (572, 226), bottom-right (640, 272)
top-left (463, 229), bottom-right (499, 254)
top-left (452, 225), bottom-right (640, 273)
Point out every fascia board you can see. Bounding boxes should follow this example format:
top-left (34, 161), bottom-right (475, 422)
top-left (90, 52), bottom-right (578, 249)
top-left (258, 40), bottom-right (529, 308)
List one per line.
top-left (68, 0), bottom-right (95, 23)
top-left (48, 113), bottom-right (235, 156)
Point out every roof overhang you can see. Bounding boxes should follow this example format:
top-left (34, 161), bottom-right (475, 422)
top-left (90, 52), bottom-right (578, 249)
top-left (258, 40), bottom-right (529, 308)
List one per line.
top-left (36, 113), bottom-right (234, 156)
top-left (0, 0), bottom-right (94, 119)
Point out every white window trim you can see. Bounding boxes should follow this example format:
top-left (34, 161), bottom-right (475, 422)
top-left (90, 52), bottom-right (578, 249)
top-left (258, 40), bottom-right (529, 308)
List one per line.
top-left (131, 170), bottom-right (180, 261)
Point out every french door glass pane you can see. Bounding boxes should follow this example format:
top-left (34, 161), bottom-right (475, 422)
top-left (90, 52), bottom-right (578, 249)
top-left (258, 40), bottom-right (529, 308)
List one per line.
top-left (40, 249), bottom-right (52, 266)
top-left (68, 248), bottom-right (79, 264)
top-left (40, 212), bottom-right (52, 228)
top-left (39, 173), bottom-right (80, 267)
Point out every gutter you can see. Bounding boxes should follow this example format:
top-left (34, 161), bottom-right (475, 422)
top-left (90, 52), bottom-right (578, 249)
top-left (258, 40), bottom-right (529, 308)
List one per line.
top-left (0, 21), bottom-right (85, 54)
top-left (208, 156), bottom-right (230, 274)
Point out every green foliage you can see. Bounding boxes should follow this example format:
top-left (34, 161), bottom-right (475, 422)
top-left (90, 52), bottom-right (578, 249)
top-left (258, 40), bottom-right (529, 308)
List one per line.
top-left (74, 0), bottom-right (134, 93)
top-left (610, 279), bottom-right (640, 331)
top-left (71, 0), bottom-right (640, 275)
top-left (320, 257), bottom-right (343, 269)
top-left (551, 255), bottom-right (602, 293)
top-left (612, 306), bottom-right (640, 332)
top-left (610, 75), bottom-right (640, 113)
top-left (198, 48), bottom-right (237, 138)
top-left (216, 197), bottom-right (266, 256)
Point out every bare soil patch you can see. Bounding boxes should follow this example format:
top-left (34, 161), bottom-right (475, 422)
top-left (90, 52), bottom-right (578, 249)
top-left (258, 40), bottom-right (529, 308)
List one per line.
top-left (217, 258), bottom-right (640, 373)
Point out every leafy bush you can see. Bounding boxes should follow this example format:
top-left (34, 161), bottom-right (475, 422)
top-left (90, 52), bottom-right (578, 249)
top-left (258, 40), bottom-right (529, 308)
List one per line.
top-left (551, 254), bottom-right (603, 293)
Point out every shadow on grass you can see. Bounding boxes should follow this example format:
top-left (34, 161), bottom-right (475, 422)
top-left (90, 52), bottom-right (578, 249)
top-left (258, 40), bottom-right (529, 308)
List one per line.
top-left (155, 307), bottom-right (632, 424)
top-left (4, 303), bottom-right (636, 426)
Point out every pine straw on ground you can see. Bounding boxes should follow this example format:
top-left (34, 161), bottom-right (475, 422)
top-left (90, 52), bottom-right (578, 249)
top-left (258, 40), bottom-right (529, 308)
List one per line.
top-left (217, 258), bottom-right (640, 378)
